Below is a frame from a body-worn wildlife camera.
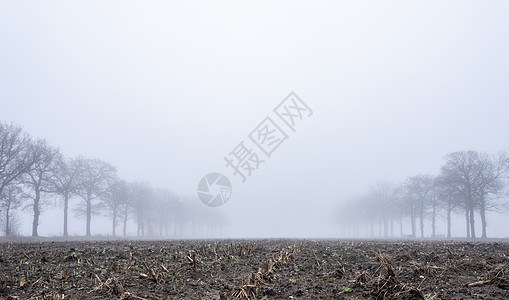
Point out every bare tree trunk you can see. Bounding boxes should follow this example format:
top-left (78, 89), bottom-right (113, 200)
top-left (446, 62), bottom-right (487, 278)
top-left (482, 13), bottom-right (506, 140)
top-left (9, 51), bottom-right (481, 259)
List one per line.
top-left (123, 218), bottom-right (127, 236)
top-left (5, 203), bottom-right (11, 236)
top-left (63, 193), bottom-right (69, 237)
top-left (420, 216), bottom-right (424, 238)
top-left (141, 213), bottom-right (144, 236)
top-left (123, 218), bottom-right (127, 237)
top-left (112, 212), bottom-right (116, 236)
top-left (86, 197), bottom-right (92, 237)
top-left (431, 200), bottom-right (436, 238)
top-left (447, 205), bottom-right (452, 238)
top-left (480, 197), bottom-right (487, 239)
top-left (410, 203), bottom-right (416, 237)
top-left (469, 205), bottom-right (476, 239)
top-left (147, 218), bottom-right (152, 236)
top-left (465, 208), bottom-right (470, 239)
top-left (399, 214), bottom-right (403, 237)
top-left (123, 205), bottom-right (128, 237)
top-left (32, 189), bottom-right (40, 237)
top-left (137, 211), bottom-right (144, 236)
top-left (419, 204), bottom-right (424, 238)
top-left (383, 216), bottom-right (388, 238)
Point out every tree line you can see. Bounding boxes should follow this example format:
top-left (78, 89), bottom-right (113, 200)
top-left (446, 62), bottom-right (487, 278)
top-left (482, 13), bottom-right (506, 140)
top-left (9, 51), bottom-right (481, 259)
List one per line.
top-left (0, 122), bottom-right (226, 237)
top-left (337, 151), bottom-right (509, 239)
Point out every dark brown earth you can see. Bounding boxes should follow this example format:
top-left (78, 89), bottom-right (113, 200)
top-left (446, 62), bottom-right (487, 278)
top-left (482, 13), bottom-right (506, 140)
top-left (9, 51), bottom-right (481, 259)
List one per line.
top-left (1, 239), bottom-right (508, 299)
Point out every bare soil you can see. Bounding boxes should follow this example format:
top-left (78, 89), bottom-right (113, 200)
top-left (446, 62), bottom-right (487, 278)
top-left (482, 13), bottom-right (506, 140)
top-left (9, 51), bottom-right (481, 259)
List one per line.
top-left (0, 239), bottom-right (508, 299)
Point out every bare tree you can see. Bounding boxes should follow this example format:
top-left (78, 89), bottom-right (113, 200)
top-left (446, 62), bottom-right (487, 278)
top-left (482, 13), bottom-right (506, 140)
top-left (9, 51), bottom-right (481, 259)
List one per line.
top-left (75, 158), bottom-right (116, 236)
top-left (392, 186), bottom-right (407, 238)
top-left (0, 123), bottom-right (34, 210)
top-left (475, 151), bottom-right (509, 238)
top-left (51, 157), bottom-right (82, 237)
top-left (335, 195), bottom-right (369, 238)
top-left (398, 183), bottom-right (417, 237)
top-left (435, 176), bottom-right (463, 238)
top-left (441, 151), bottom-right (509, 239)
top-left (403, 175), bottom-right (434, 238)
top-left (170, 196), bottom-right (186, 237)
top-left (441, 151), bottom-right (479, 238)
top-left (369, 181), bottom-right (396, 238)
top-left (429, 177), bottom-right (440, 238)
top-left (0, 183), bottom-right (24, 236)
top-left (102, 178), bottom-right (128, 236)
top-left (151, 189), bottom-right (178, 236)
top-left (120, 182), bottom-right (135, 237)
top-left (129, 182), bottom-right (153, 237)
top-left (23, 139), bottom-right (61, 237)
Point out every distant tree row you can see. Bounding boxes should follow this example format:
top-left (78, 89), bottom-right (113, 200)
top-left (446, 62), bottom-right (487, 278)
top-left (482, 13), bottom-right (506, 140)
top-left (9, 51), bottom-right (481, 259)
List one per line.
top-left (337, 151), bottom-right (509, 239)
top-left (0, 122), bottom-right (226, 237)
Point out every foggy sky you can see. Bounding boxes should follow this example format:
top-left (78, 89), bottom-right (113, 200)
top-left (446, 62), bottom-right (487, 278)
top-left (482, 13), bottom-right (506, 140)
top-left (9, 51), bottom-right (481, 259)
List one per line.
top-left (1, 1), bottom-right (509, 237)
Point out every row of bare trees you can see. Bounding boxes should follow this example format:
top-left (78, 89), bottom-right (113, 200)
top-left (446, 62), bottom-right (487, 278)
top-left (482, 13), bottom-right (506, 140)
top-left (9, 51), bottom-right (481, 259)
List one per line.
top-left (0, 122), bottom-right (226, 237)
top-left (337, 151), bottom-right (509, 239)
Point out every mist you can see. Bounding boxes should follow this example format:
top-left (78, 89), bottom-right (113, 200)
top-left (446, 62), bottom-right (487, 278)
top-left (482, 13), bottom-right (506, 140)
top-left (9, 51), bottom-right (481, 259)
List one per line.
top-left (2, 1), bottom-right (509, 240)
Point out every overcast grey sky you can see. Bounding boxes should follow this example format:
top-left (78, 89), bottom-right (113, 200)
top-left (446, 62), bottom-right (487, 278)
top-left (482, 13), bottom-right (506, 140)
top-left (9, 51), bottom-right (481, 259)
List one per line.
top-left (1, 1), bottom-right (509, 237)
